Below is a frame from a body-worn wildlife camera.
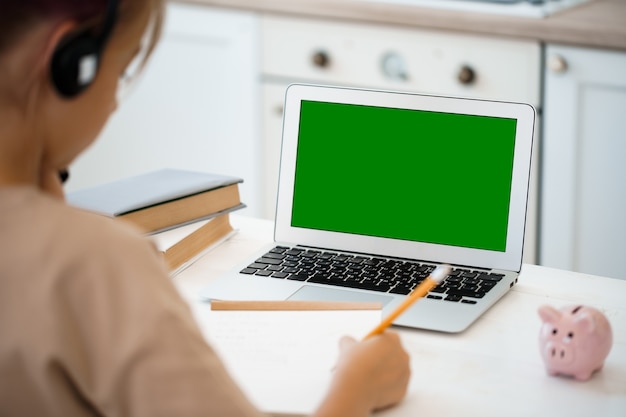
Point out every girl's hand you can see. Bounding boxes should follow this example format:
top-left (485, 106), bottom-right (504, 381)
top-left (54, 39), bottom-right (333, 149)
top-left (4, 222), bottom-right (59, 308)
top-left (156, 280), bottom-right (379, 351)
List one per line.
top-left (314, 331), bottom-right (411, 417)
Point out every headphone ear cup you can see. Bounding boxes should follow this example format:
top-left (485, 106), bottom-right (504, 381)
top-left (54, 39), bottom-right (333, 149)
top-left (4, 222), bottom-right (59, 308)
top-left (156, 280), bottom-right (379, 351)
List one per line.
top-left (50, 34), bottom-right (101, 98)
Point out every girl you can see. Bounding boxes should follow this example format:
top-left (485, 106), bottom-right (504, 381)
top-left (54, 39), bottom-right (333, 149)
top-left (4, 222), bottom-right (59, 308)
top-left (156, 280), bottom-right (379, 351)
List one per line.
top-left (0, 1), bottom-right (410, 416)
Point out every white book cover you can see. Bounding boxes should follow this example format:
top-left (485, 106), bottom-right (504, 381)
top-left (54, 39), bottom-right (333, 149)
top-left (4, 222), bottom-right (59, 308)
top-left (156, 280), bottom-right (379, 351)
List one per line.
top-left (67, 168), bottom-right (243, 216)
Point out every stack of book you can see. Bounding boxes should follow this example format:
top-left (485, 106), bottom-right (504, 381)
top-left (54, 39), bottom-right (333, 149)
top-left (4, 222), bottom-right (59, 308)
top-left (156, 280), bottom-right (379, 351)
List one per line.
top-left (150, 213), bottom-right (237, 276)
top-left (67, 168), bottom-right (245, 275)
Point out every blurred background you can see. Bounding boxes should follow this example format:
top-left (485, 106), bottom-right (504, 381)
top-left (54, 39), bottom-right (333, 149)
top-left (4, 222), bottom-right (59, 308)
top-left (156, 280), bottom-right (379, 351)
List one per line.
top-left (67, 0), bottom-right (626, 279)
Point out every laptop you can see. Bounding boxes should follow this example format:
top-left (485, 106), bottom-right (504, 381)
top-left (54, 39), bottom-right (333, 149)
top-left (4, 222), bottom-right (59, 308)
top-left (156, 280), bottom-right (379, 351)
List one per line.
top-left (200, 84), bottom-right (535, 333)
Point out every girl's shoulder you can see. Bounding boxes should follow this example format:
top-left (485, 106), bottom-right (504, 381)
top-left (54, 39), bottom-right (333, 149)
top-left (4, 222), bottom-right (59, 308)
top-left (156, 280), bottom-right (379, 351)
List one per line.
top-left (1, 186), bottom-right (166, 284)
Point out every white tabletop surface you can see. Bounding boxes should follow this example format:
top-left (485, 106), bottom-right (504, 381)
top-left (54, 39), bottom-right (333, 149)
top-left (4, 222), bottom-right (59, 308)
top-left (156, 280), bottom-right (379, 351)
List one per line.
top-left (173, 215), bottom-right (626, 417)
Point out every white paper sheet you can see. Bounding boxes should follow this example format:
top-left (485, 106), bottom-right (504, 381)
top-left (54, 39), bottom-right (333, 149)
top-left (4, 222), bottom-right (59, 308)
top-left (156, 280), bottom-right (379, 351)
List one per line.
top-left (206, 306), bottom-right (382, 416)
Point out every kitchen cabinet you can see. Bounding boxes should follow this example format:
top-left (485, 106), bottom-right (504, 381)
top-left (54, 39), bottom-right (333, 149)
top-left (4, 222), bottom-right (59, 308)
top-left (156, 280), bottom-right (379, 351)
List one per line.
top-left (540, 45), bottom-right (626, 279)
top-left (67, 3), bottom-right (262, 216)
top-left (260, 14), bottom-right (541, 263)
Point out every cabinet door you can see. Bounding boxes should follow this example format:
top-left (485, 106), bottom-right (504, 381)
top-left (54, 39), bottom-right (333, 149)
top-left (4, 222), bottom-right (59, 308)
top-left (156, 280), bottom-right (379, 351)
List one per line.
top-left (67, 3), bottom-right (262, 216)
top-left (541, 45), bottom-right (626, 279)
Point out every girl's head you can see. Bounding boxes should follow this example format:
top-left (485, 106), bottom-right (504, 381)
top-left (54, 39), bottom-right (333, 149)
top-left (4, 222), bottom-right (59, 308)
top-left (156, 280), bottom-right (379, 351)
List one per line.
top-left (0, 0), bottom-right (164, 89)
top-left (0, 0), bottom-right (164, 191)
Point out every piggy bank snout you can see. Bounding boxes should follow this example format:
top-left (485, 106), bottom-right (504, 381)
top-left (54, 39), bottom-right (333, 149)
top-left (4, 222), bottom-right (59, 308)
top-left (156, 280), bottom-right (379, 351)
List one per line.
top-left (542, 339), bottom-right (575, 365)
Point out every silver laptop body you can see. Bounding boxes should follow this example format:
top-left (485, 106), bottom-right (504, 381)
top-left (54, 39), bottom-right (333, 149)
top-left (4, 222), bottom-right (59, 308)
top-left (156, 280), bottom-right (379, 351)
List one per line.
top-left (200, 84), bottom-right (535, 333)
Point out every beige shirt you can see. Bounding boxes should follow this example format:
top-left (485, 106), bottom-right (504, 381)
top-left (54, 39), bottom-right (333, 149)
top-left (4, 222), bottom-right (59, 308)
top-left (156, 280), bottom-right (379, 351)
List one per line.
top-left (0, 187), bottom-right (265, 417)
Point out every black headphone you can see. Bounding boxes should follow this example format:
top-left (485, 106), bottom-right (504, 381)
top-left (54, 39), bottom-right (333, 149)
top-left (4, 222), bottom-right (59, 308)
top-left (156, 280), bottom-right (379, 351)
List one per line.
top-left (50, 0), bottom-right (118, 98)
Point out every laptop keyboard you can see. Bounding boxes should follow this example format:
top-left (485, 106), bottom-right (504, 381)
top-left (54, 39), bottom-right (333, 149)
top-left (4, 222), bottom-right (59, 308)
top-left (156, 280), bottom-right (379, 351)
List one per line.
top-left (240, 246), bottom-right (504, 304)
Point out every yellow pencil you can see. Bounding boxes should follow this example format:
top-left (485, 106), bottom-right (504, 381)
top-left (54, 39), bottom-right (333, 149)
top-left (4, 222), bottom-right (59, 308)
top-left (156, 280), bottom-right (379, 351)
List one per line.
top-left (364, 264), bottom-right (452, 339)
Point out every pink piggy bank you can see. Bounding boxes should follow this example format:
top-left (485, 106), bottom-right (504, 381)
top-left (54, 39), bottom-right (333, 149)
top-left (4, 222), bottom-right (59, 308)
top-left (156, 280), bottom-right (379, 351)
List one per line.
top-left (538, 304), bottom-right (612, 381)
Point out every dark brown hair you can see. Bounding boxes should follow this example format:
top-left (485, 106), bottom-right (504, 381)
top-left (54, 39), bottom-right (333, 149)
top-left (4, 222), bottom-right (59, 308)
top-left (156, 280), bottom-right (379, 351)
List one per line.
top-left (0, 0), bottom-right (110, 53)
top-left (0, 0), bottom-right (164, 70)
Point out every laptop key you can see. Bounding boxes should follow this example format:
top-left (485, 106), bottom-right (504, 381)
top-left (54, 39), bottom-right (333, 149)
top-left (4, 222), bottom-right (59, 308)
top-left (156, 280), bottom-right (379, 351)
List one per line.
top-left (240, 268), bottom-right (257, 275)
top-left (462, 283), bottom-right (480, 292)
top-left (270, 246), bottom-right (288, 253)
top-left (478, 273), bottom-right (504, 282)
top-left (287, 273), bottom-right (309, 281)
top-left (446, 288), bottom-right (486, 298)
top-left (463, 278), bottom-right (481, 286)
top-left (389, 286), bottom-right (413, 295)
top-left (481, 280), bottom-right (497, 289)
top-left (427, 294), bottom-right (444, 300)
top-left (308, 275), bottom-right (335, 285)
top-left (257, 257), bottom-right (283, 265)
top-left (347, 257), bottom-right (365, 264)
top-left (364, 258), bottom-right (383, 266)
top-left (324, 279), bottom-right (358, 289)
top-left (267, 265), bottom-right (284, 272)
top-left (264, 253), bottom-right (286, 260)
top-left (359, 282), bottom-right (392, 292)
top-left (361, 271), bottom-right (379, 279)
top-left (330, 269), bottom-right (348, 278)
top-left (376, 283), bottom-right (393, 292)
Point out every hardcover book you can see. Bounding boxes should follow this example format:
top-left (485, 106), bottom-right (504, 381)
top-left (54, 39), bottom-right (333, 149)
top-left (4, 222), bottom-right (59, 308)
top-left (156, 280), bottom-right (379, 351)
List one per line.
top-left (152, 212), bottom-right (237, 276)
top-left (67, 169), bottom-right (244, 233)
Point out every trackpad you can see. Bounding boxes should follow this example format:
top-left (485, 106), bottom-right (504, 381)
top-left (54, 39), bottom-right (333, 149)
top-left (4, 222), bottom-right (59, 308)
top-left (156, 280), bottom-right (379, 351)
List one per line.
top-left (288, 285), bottom-right (394, 306)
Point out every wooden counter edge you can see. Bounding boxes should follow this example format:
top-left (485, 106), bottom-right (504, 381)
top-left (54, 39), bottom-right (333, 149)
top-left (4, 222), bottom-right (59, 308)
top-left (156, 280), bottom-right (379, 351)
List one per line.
top-left (171, 0), bottom-right (626, 52)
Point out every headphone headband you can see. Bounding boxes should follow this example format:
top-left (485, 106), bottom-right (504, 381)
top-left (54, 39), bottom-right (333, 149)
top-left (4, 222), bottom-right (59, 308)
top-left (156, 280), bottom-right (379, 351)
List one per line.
top-left (99, 0), bottom-right (119, 48)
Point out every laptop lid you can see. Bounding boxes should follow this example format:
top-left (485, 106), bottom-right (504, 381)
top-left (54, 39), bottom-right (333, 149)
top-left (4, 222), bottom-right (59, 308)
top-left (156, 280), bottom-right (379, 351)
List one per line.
top-left (275, 84), bottom-right (535, 272)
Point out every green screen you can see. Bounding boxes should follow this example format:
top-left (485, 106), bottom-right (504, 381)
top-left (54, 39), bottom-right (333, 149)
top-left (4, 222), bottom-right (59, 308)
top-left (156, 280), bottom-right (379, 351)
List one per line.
top-left (291, 100), bottom-right (517, 252)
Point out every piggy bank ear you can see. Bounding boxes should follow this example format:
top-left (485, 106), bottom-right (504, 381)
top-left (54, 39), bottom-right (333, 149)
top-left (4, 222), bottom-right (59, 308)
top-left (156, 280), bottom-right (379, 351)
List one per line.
top-left (573, 311), bottom-right (595, 333)
top-left (538, 305), bottom-right (561, 324)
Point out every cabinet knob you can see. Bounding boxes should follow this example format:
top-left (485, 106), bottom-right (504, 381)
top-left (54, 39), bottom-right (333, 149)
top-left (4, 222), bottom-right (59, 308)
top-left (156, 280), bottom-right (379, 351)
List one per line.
top-left (458, 65), bottom-right (476, 85)
top-left (381, 52), bottom-right (408, 81)
top-left (548, 55), bottom-right (568, 73)
top-left (311, 50), bottom-right (330, 68)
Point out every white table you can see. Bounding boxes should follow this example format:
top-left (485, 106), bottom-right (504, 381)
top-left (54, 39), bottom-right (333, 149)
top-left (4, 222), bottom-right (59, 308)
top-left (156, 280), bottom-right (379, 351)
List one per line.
top-left (173, 215), bottom-right (626, 417)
